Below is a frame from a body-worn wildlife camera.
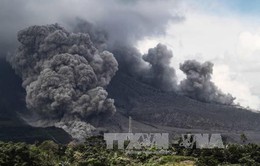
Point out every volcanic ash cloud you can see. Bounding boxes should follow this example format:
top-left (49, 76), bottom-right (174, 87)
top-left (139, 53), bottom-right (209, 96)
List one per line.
top-left (143, 43), bottom-right (178, 91)
top-left (179, 60), bottom-right (235, 105)
top-left (11, 24), bottom-right (118, 140)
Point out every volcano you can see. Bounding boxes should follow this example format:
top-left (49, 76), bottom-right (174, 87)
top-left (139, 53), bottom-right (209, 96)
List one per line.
top-left (1, 58), bottom-right (260, 143)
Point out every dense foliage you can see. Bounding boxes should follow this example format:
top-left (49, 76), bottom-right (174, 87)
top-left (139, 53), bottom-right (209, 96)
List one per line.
top-left (1, 136), bottom-right (260, 166)
top-left (174, 142), bottom-right (260, 166)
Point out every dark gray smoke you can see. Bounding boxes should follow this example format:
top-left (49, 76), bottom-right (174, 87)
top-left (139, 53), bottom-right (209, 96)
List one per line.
top-left (0, 0), bottom-right (185, 139)
top-left (70, 1), bottom-right (184, 48)
top-left (68, 1), bottom-right (183, 92)
top-left (179, 60), bottom-right (235, 105)
top-left (74, 19), bottom-right (178, 91)
top-left (0, 0), bottom-right (183, 93)
top-left (73, 19), bottom-right (108, 51)
top-left (110, 44), bottom-right (178, 91)
top-left (0, 0), bottom-right (238, 139)
top-left (0, 0), bottom-right (183, 58)
top-left (71, 18), bottom-right (234, 101)
top-left (11, 24), bottom-right (118, 140)
top-left (143, 43), bottom-right (178, 91)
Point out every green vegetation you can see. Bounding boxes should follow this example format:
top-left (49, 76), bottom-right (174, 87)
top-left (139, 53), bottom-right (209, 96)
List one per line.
top-left (176, 143), bottom-right (260, 166)
top-left (1, 136), bottom-right (260, 165)
top-left (240, 133), bottom-right (248, 144)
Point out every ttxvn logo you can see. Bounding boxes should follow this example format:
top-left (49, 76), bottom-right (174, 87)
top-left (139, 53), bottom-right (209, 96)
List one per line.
top-left (104, 133), bottom-right (169, 150)
top-left (179, 133), bottom-right (224, 149)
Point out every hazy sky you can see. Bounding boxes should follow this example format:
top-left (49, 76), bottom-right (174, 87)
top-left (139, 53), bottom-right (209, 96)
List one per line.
top-left (137, 0), bottom-right (260, 110)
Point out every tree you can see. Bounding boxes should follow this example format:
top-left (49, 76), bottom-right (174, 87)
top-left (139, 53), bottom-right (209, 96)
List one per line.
top-left (240, 133), bottom-right (248, 144)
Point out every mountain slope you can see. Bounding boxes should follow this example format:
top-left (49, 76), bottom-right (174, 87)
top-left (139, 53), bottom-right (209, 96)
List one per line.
top-left (1, 58), bottom-right (260, 143)
top-left (103, 71), bottom-right (260, 142)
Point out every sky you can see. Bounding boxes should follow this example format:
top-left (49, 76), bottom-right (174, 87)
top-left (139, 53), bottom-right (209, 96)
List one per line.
top-left (137, 0), bottom-right (260, 110)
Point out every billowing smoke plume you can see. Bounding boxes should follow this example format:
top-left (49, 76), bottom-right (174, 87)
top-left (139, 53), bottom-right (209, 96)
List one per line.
top-left (0, 0), bottom-right (183, 92)
top-left (0, 0), bottom-right (239, 140)
top-left (179, 60), bottom-right (235, 105)
top-left (0, 0), bottom-right (184, 58)
top-left (11, 24), bottom-right (118, 140)
top-left (142, 44), bottom-right (177, 91)
top-left (74, 20), bottom-right (178, 91)
top-left (0, 0), bottom-right (186, 139)
top-left (73, 19), bottom-right (108, 51)
top-left (110, 44), bottom-right (178, 91)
